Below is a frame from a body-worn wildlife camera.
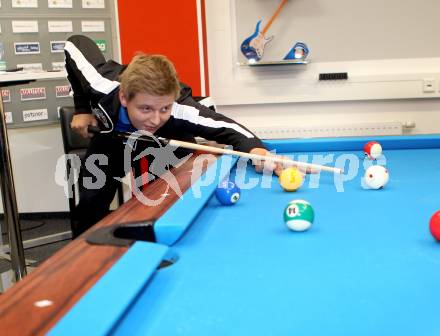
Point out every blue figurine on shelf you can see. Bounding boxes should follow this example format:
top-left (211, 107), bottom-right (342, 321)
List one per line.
top-left (283, 42), bottom-right (310, 61)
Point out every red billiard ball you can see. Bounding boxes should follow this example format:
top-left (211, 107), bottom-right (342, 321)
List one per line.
top-left (364, 141), bottom-right (382, 160)
top-left (429, 210), bottom-right (440, 242)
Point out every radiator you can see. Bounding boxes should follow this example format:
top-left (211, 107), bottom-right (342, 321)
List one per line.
top-left (251, 122), bottom-right (404, 139)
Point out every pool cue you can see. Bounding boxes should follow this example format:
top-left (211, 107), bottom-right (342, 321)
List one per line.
top-left (88, 126), bottom-right (343, 174)
top-left (165, 139), bottom-right (343, 175)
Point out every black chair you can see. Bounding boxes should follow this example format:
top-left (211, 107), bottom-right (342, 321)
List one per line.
top-left (59, 107), bottom-right (124, 226)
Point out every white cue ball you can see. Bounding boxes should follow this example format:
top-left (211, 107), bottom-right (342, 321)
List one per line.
top-left (364, 165), bottom-right (389, 189)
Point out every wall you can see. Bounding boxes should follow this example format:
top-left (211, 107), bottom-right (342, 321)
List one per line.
top-left (219, 98), bottom-right (440, 137)
top-left (235, 0), bottom-right (440, 63)
top-left (205, 0), bottom-right (440, 135)
top-left (117, 0), bottom-right (205, 96)
top-left (3, 0), bottom-right (440, 215)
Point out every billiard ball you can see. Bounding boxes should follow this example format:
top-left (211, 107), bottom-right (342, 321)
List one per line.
top-left (429, 210), bottom-right (440, 242)
top-left (215, 180), bottom-right (241, 205)
top-left (283, 199), bottom-right (314, 231)
top-left (279, 167), bottom-right (304, 192)
top-left (364, 141), bottom-right (382, 160)
top-left (364, 165), bottom-right (389, 189)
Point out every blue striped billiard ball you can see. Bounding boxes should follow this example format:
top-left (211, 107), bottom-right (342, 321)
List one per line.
top-left (215, 180), bottom-right (241, 205)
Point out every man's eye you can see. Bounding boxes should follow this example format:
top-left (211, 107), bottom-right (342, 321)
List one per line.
top-left (160, 106), bottom-right (170, 113)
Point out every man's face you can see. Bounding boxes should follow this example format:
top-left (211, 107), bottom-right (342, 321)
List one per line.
top-left (119, 90), bottom-right (175, 133)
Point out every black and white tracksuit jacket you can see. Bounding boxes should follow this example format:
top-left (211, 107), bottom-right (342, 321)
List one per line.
top-left (64, 35), bottom-right (264, 153)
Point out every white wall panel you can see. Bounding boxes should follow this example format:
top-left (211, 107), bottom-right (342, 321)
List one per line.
top-left (206, 0), bottom-right (440, 104)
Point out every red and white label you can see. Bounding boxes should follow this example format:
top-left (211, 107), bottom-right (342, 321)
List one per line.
top-left (1, 89), bottom-right (11, 103)
top-left (20, 87), bottom-right (46, 101)
top-left (55, 85), bottom-right (71, 98)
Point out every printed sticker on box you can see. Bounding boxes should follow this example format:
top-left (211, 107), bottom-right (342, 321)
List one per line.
top-left (23, 109), bottom-right (48, 122)
top-left (50, 41), bottom-right (66, 53)
top-left (81, 21), bottom-right (105, 32)
top-left (17, 63), bottom-right (43, 72)
top-left (48, 0), bottom-right (72, 8)
top-left (55, 85), bottom-right (71, 98)
top-left (5, 112), bottom-right (13, 124)
top-left (82, 0), bottom-right (105, 8)
top-left (48, 21), bottom-right (73, 33)
top-left (52, 62), bottom-right (65, 71)
top-left (14, 42), bottom-right (40, 55)
top-left (20, 87), bottom-right (46, 101)
top-left (12, 0), bottom-right (38, 8)
top-left (2, 89), bottom-right (11, 103)
top-left (12, 21), bottom-right (39, 33)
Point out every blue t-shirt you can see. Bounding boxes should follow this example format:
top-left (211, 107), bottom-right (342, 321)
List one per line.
top-left (115, 105), bottom-right (136, 132)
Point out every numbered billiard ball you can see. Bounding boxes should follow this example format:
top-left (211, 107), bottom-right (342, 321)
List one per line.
top-left (364, 141), bottom-right (382, 160)
top-left (215, 180), bottom-right (241, 205)
top-left (279, 167), bottom-right (304, 192)
top-left (429, 210), bottom-right (440, 242)
top-left (284, 199), bottom-right (314, 231)
top-left (364, 165), bottom-right (389, 189)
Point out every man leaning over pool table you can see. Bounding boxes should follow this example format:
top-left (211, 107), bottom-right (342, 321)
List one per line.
top-left (64, 34), bottom-right (297, 238)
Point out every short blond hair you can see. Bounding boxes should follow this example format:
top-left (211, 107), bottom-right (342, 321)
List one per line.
top-left (119, 53), bottom-right (180, 101)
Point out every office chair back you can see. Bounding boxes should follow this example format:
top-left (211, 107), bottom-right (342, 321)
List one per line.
top-left (59, 106), bottom-right (90, 157)
top-left (59, 106), bottom-right (124, 222)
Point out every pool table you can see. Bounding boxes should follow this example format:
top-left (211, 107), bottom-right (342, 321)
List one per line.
top-left (1, 135), bottom-right (440, 336)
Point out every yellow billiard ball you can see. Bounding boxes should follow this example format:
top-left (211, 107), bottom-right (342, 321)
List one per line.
top-left (279, 167), bottom-right (304, 191)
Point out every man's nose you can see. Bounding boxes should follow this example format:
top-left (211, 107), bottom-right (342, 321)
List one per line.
top-left (150, 111), bottom-right (161, 126)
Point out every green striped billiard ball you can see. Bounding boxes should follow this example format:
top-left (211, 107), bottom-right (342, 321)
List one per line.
top-left (284, 199), bottom-right (314, 231)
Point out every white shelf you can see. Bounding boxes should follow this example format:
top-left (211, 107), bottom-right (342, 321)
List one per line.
top-left (0, 71), bottom-right (67, 83)
top-left (238, 59), bottom-right (309, 66)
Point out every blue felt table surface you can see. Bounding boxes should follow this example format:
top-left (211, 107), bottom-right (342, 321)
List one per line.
top-left (110, 144), bottom-right (440, 336)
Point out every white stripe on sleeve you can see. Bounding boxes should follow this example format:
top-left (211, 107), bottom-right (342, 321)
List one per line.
top-left (171, 103), bottom-right (254, 138)
top-left (64, 41), bottom-right (120, 94)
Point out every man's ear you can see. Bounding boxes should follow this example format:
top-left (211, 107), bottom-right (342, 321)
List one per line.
top-left (119, 89), bottom-right (127, 107)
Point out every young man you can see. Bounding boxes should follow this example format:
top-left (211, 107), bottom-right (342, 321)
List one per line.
top-left (64, 35), bottom-right (280, 238)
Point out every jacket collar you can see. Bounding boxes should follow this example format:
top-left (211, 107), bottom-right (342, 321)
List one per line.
top-left (95, 87), bottom-right (121, 132)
